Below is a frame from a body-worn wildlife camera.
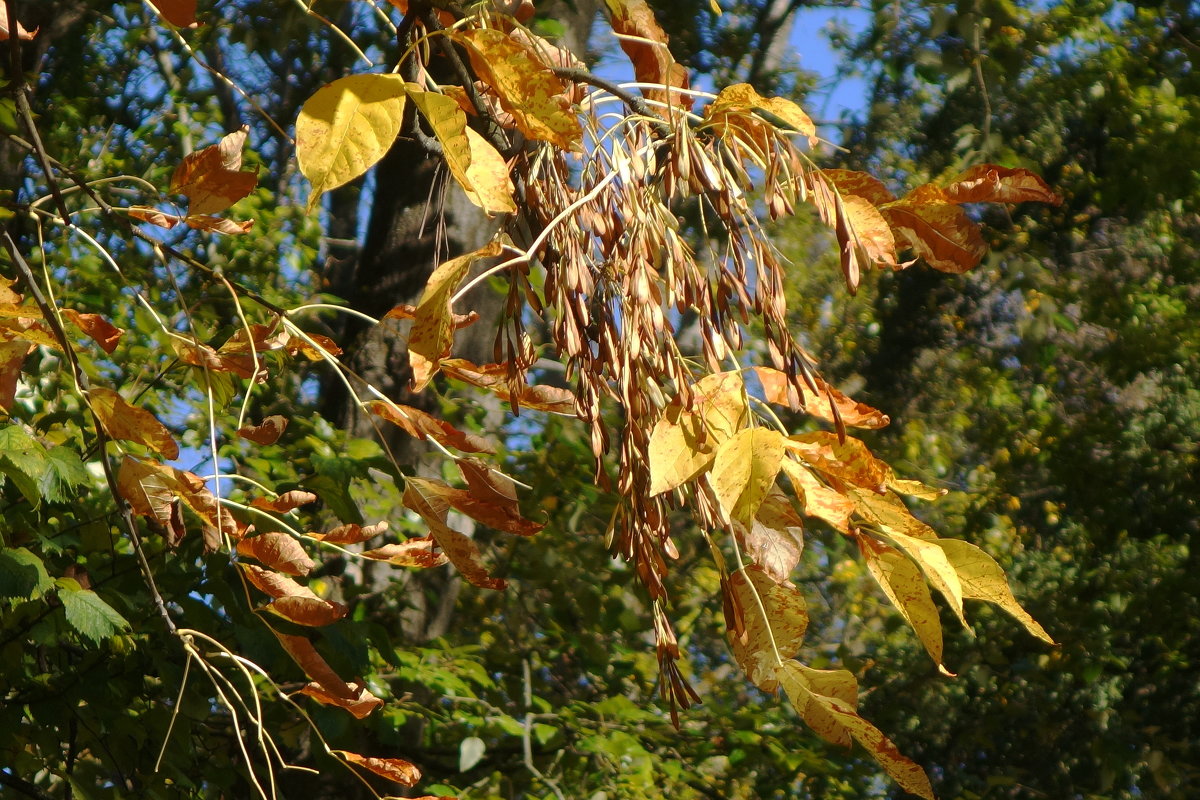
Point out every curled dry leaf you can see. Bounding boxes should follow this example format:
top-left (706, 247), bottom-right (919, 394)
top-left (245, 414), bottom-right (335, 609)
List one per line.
top-left (238, 563), bottom-right (317, 600)
top-left (147, 0), bottom-right (199, 28)
top-left (403, 477), bottom-right (506, 590)
top-left (273, 631), bottom-right (358, 703)
top-left (236, 532), bottom-right (315, 576)
top-left (126, 206), bottom-right (181, 229)
top-left (296, 681), bottom-right (383, 719)
top-left (172, 337), bottom-right (260, 381)
top-left (367, 400), bottom-right (495, 453)
top-left (0, 5), bottom-right (37, 40)
top-left (604, 0), bottom-right (691, 110)
top-left (117, 456), bottom-right (243, 547)
top-left (61, 309), bottom-right (124, 354)
top-left (942, 164), bottom-right (1064, 205)
top-left (237, 415), bottom-right (288, 445)
top-left (87, 386), bottom-right (179, 460)
top-left (309, 521), bottom-right (389, 545)
top-left (880, 185), bottom-right (987, 274)
top-left (184, 215), bottom-right (254, 235)
top-left (249, 490), bottom-right (318, 513)
top-left (384, 304), bottom-right (479, 330)
top-left (331, 751), bottom-right (420, 787)
top-left (440, 359), bottom-right (578, 415)
top-left (285, 332), bottom-right (343, 360)
top-left (360, 537), bottom-right (450, 568)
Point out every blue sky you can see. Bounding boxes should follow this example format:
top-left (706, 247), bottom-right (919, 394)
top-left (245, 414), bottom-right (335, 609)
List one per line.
top-left (789, 7), bottom-right (872, 131)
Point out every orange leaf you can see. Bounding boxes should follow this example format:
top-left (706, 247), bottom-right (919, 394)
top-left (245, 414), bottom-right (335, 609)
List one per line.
top-left (297, 681), bottom-right (383, 719)
top-left (250, 490), bottom-right (318, 513)
top-left (779, 459), bottom-right (854, 533)
top-left (367, 401), bottom-right (495, 453)
top-left (285, 332), bottom-right (343, 360)
top-left (309, 521), bottom-right (389, 545)
top-left (237, 415), bottom-right (288, 445)
top-left (820, 169), bottom-right (896, 205)
top-left (454, 29), bottom-right (583, 150)
top-left (786, 431), bottom-right (892, 494)
top-left (331, 751), bottom-right (420, 787)
top-left (753, 367), bottom-right (890, 430)
top-left (880, 185), bottom-right (987, 274)
top-left (236, 532), bottom-right (315, 576)
top-left (384, 304), bottom-right (479, 330)
top-left (269, 595), bottom-right (348, 627)
top-left (170, 127), bottom-right (257, 216)
top-left (360, 538), bottom-right (450, 568)
top-left (604, 0), bottom-right (691, 111)
top-left (88, 386), bottom-right (179, 460)
top-left (172, 337), bottom-right (260, 380)
top-left (117, 456), bottom-right (242, 547)
top-left (440, 359), bottom-right (578, 415)
top-left (942, 164), bottom-right (1063, 205)
top-left (61, 309), bottom-right (124, 354)
top-left (147, 0), bottom-right (198, 28)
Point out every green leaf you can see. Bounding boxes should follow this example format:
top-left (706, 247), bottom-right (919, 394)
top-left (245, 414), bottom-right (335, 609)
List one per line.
top-left (0, 424), bottom-right (48, 508)
top-left (39, 446), bottom-right (90, 504)
top-left (0, 547), bottom-right (54, 601)
top-left (55, 578), bottom-right (131, 644)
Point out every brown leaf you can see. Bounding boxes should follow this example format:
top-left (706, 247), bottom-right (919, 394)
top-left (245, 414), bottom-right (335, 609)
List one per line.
top-left (285, 332), bottom-right (343, 360)
top-left (61, 309), bottom-right (124, 354)
top-left (384, 304), bottom-right (479, 330)
top-left (219, 324), bottom-right (290, 354)
top-left (237, 415), bottom-right (288, 445)
top-left (184, 215), bottom-right (254, 235)
top-left (172, 337), bottom-right (259, 380)
top-left (88, 386), bottom-right (179, 460)
top-left (604, 0), bottom-right (692, 111)
top-left (360, 538), bottom-right (449, 568)
top-left (309, 521), bottom-right (389, 545)
top-left (249, 490), bottom-right (318, 513)
top-left (269, 595), bottom-right (348, 627)
top-left (331, 751), bottom-right (420, 787)
top-left (170, 127), bottom-right (257, 216)
top-left (403, 477), bottom-right (506, 590)
top-left (117, 456), bottom-right (242, 547)
top-left (238, 563), bottom-right (317, 600)
top-left (126, 206), bottom-right (182, 229)
top-left (297, 682), bottom-right (383, 719)
top-left (367, 401), bottom-right (495, 453)
top-left (0, 5), bottom-right (37, 40)
top-left (880, 185), bottom-right (987, 273)
top-left (236, 532), bottom-right (315, 576)
top-left (753, 367), bottom-right (890, 430)
top-left (740, 489), bottom-right (805, 583)
top-left (273, 631), bottom-right (355, 699)
top-left (440, 359), bottom-right (578, 415)
top-left (0, 339), bottom-right (34, 411)
top-left (942, 164), bottom-right (1063, 206)
top-left (147, 0), bottom-right (199, 28)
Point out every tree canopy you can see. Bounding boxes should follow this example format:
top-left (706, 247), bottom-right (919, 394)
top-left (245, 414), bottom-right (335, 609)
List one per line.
top-left (0, 1), bottom-right (1121, 798)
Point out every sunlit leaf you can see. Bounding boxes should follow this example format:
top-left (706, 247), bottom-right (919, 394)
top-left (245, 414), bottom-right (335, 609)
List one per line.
top-left (239, 563), bottom-right (317, 600)
top-left (408, 243), bottom-right (502, 391)
top-left (753, 367), bottom-right (890, 429)
top-left (881, 185), bottom-right (987, 273)
top-left (236, 532), bottom-right (315, 576)
top-left (440, 359), bottom-right (578, 415)
top-left (779, 459), bottom-right (854, 533)
top-left (61, 309), bottom-right (124, 353)
top-left (360, 538), bottom-right (450, 568)
top-left (309, 521), bottom-right (389, 545)
top-left (237, 415), bottom-right (288, 445)
top-left (860, 535), bottom-right (947, 672)
top-left (604, 0), bottom-right (692, 110)
top-left (249, 490), bottom-right (318, 513)
top-left (937, 538), bottom-right (1056, 644)
top-left (296, 73), bottom-right (409, 213)
top-left (331, 751), bottom-right (420, 787)
top-left (403, 477), bottom-right (505, 590)
top-left (268, 594), bottom-right (348, 627)
top-left (725, 566), bottom-right (808, 691)
top-left (942, 164), bottom-right (1064, 205)
top-left (297, 681), bottom-right (383, 719)
top-left (87, 387), bottom-right (179, 460)
top-left (367, 400), bottom-right (495, 453)
top-left (170, 127), bottom-right (257, 216)
top-left (710, 427), bottom-right (786, 525)
top-left (147, 0), bottom-right (198, 28)
top-left (0, 5), bottom-right (38, 40)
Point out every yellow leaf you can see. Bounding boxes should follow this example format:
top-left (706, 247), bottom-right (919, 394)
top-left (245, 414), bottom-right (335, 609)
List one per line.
top-left (407, 243), bottom-right (502, 391)
top-left (296, 73), bottom-right (408, 213)
top-left (463, 127), bottom-right (516, 214)
top-left (778, 660), bottom-right (935, 800)
top-left (405, 88), bottom-right (475, 196)
top-left (711, 428), bottom-right (785, 525)
top-left (648, 403), bottom-right (712, 496)
top-left (851, 488), bottom-right (939, 540)
top-left (820, 168), bottom-right (896, 205)
top-left (779, 459), bottom-right (854, 533)
top-left (787, 431), bottom-right (892, 493)
top-left (454, 29), bottom-right (582, 150)
top-left (87, 386), bottom-right (179, 460)
top-left (874, 527), bottom-right (966, 628)
top-left (937, 538), bottom-right (1055, 644)
top-left (860, 536), bottom-right (947, 672)
top-left (725, 566), bottom-right (808, 691)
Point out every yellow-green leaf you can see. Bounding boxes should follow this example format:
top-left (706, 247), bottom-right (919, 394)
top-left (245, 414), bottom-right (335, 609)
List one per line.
top-left (860, 536), bottom-right (948, 672)
top-left (648, 404), bottom-right (712, 496)
top-left (875, 525), bottom-right (966, 628)
top-left (937, 538), bottom-right (1056, 644)
top-left (463, 127), bottom-right (516, 214)
top-left (778, 659), bottom-right (935, 800)
top-left (296, 73), bottom-right (408, 213)
top-left (711, 427), bottom-right (785, 525)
